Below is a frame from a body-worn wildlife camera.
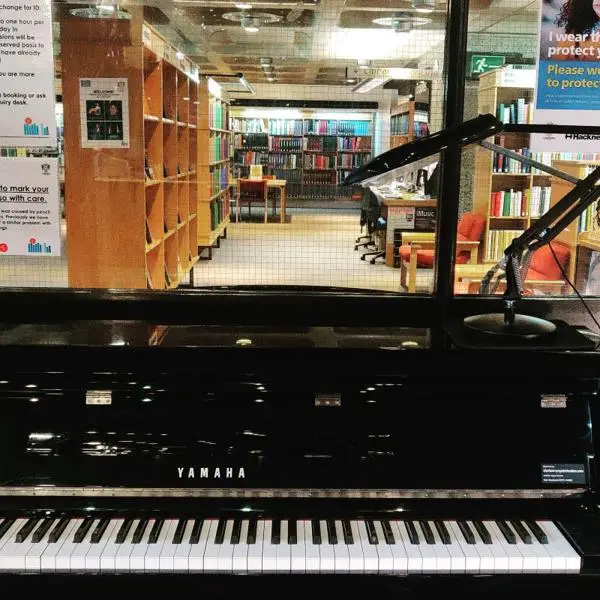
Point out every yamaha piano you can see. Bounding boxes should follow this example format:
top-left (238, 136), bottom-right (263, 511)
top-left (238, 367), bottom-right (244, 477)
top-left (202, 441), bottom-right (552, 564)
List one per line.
top-left (0, 319), bottom-right (600, 595)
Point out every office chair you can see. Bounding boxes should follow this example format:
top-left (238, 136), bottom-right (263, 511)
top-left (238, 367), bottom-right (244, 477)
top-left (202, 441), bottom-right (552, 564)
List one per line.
top-left (360, 216), bottom-right (387, 264)
top-left (354, 186), bottom-right (377, 251)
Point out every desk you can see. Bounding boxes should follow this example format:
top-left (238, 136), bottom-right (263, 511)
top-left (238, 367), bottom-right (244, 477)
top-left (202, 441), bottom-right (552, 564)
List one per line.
top-left (371, 191), bottom-right (437, 267)
top-left (235, 178), bottom-right (287, 224)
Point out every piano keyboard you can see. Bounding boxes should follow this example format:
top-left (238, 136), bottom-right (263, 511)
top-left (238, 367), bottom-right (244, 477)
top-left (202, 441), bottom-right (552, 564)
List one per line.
top-left (0, 517), bottom-right (580, 574)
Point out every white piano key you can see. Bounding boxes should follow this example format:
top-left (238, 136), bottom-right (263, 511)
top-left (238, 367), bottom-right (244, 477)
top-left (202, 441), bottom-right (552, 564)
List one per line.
top-left (188, 519), bottom-right (211, 572)
top-left (428, 521), bottom-right (452, 573)
top-left (538, 521), bottom-right (581, 573)
top-left (261, 520), bottom-right (278, 573)
top-left (247, 520), bottom-right (265, 574)
top-left (216, 520), bottom-right (236, 572)
top-left (202, 520), bottom-right (223, 573)
top-left (0, 520), bottom-right (20, 552)
top-left (347, 521), bottom-right (365, 573)
top-left (319, 520), bottom-right (335, 573)
top-left (115, 519), bottom-right (140, 572)
top-left (386, 521), bottom-right (408, 574)
top-left (144, 520), bottom-right (173, 572)
top-left (173, 520), bottom-right (194, 572)
top-left (85, 520), bottom-right (118, 572)
top-left (356, 520), bottom-right (379, 573)
top-left (52, 519), bottom-right (85, 572)
top-left (275, 520), bottom-right (291, 573)
top-left (415, 522), bottom-right (437, 573)
top-left (373, 521), bottom-right (394, 573)
top-left (0, 518), bottom-right (40, 572)
top-left (130, 519), bottom-right (154, 572)
top-left (24, 519), bottom-right (58, 572)
top-left (333, 521), bottom-right (350, 573)
top-left (100, 519), bottom-right (125, 572)
top-left (447, 521), bottom-right (479, 573)
top-left (392, 522), bottom-right (421, 574)
top-left (290, 520), bottom-right (306, 573)
top-left (69, 520), bottom-right (97, 572)
top-left (301, 520), bottom-right (320, 573)
top-left (510, 520), bottom-right (551, 573)
top-left (158, 520), bottom-right (181, 572)
top-left (435, 521), bottom-right (465, 573)
top-left (487, 521), bottom-right (523, 573)
top-left (232, 520), bottom-right (249, 573)
top-left (470, 521), bottom-right (498, 573)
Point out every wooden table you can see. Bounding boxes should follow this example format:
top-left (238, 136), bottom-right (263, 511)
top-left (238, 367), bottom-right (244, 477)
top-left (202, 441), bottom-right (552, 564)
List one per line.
top-left (235, 178), bottom-right (287, 224)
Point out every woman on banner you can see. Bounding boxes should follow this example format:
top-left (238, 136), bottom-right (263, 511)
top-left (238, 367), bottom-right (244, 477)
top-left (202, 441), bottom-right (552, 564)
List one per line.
top-left (551, 0), bottom-right (600, 61)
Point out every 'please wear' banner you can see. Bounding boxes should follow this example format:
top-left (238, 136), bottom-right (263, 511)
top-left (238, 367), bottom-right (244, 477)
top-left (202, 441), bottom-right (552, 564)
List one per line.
top-left (532, 0), bottom-right (600, 151)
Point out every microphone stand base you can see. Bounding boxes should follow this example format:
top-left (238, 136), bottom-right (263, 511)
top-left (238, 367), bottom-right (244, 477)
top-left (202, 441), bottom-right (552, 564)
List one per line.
top-left (463, 313), bottom-right (557, 339)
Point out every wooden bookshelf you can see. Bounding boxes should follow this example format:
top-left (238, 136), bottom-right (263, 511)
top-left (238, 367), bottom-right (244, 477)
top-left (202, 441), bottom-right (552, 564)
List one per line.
top-left (390, 100), bottom-right (429, 148)
top-left (230, 113), bottom-right (373, 201)
top-left (197, 78), bottom-right (231, 257)
top-left (61, 10), bottom-right (201, 289)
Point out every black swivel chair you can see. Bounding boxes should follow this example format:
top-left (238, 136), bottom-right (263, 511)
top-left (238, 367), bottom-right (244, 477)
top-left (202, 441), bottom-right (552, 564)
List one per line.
top-left (354, 186), bottom-right (378, 251)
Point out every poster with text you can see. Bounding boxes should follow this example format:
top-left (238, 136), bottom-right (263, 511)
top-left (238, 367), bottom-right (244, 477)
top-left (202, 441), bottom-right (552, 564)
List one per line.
top-left (532, 0), bottom-right (600, 151)
top-left (79, 78), bottom-right (130, 148)
top-left (0, 0), bottom-right (57, 148)
top-left (0, 157), bottom-right (60, 256)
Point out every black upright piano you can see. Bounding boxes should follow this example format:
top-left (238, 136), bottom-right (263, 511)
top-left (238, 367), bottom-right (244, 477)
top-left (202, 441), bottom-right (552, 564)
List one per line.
top-left (0, 313), bottom-right (600, 595)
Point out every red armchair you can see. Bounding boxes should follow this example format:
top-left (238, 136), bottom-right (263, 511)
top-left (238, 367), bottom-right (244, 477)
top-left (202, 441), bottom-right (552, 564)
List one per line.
top-left (399, 212), bottom-right (486, 292)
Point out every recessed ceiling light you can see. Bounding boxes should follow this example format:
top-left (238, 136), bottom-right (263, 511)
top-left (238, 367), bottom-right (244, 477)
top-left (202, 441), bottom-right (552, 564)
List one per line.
top-left (267, 77), bottom-right (275, 82)
top-left (235, 2), bottom-right (252, 9)
top-left (412, 0), bottom-right (436, 12)
top-left (243, 24), bottom-right (259, 33)
top-left (346, 78), bottom-right (356, 83)
top-left (176, 51), bottom-right (185, 60)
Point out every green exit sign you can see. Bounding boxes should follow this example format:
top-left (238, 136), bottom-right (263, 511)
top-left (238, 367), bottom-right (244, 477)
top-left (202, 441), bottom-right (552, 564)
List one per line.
top-left (470, 55), bottom-right (505, 76)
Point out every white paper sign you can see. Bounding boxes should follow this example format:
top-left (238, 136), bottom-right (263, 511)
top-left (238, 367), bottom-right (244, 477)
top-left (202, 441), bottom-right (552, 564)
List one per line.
top-left (79, 77), bottom-right (130, 148)
top-left (0, 157), bottom-right (60, 256)
top-left (0, 0), bottom-right (57, 148)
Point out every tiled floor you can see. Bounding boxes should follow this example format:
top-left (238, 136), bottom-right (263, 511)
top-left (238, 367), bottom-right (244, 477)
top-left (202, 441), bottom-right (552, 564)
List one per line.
top-left (0, 212), bottom-right (406, 292)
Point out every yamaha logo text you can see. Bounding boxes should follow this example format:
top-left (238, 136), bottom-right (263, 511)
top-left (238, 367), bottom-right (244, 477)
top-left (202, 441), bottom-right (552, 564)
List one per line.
top-left (177, 466), bottom-right (246, 480)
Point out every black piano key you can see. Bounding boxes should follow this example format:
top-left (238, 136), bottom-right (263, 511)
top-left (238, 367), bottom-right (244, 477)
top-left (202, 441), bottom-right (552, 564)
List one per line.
top-left (73, 518), bottom-right (94, 543)
top-left (497, 520), bottom-right (517, 544)
top-left (342, 520), bottom-right (353, 545)
top-left (231, 519), bottom-right (242, 545)
top-left (381, 520), bottom-right (395, 545)
top-left (171, 519), bottom-right (187, 545)
top-left (419, 521), bottom-right (435, 545)
top-left (90, 519), bottom-right (110, 544)
top-left (405, 521), bottom-right (420, 545)
top-left (311, 519), bottom-right (321, 544)
top-left (189, 519), bottom-right (203, 545)
top-left (32, 518), bottom-right (55, 543)
top-left (473, 520), bottom-right (492, 544)
top-left (247, 518), bottom-right (257, 545)
top-left (326, 520), bottom-right (337, 545)
top-left (511, 520), bottom-right (532, 544)
top-left (526, 520), bottom-right (548, 544)
top-left (15, 518), bottom-right (39, 543)
top-left (132, 519), bottom-right (148, 544)
top-left (0, 519), bottom-right (15, 543)
top-left (271, 519), bottom-right (281, 545)
top-left (288, 520), bottom-right (297, 545)
top-left (214, 519), bottom-right (227, 545)
top-left (434, 520), bottom-right (451, 545)
top-left (365, 519), bottom-right (378, 544)
top-left (148, 519), bottom-right (164, 544)
top-left (457, 520), bottom-right (476, 544)
top-left (116, 519), bottom-right (135, 544)
top-left (48, 517), bottom-right (70, 543)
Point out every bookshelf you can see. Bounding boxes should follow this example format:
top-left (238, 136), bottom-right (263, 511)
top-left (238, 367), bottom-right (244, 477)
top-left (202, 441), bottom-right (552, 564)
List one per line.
top-left (61, 11), bottom-right (202, 289)
top-left (230, 113), bottom-right (373, 201)
top-left (197, 78), bottom-right (231, 258)
top-left (390, 100), bottom-right (429, 148)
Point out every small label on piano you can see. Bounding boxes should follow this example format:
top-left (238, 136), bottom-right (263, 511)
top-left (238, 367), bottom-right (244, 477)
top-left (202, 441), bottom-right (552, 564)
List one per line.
top-left (85, 390), bottom-right (112, 405)
top-left (541, 463), bottom-right (586, 485)
top-left (540, 394), bottom-right (567, 408)
top-left (314, 393), bottom-right (341, 407)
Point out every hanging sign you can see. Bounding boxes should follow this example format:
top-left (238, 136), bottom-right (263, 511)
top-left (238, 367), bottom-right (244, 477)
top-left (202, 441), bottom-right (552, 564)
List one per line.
top-left (531, 0), bottom-right (600, 151)
top-left (0, 156), bottom-right (60, 256)
top-left (79, 77), bottom-right (130, 148)
top-left (0, 0), bottom-right (57, 148)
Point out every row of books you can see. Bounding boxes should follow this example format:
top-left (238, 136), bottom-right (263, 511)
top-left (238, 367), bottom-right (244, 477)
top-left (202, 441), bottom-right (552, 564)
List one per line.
top-left (0, 147), bottom-right (27, 157)
top-left (209, 136), bottom-right (229, 163)
top-left (303, 154), bottom-right (337, 170)
top-left (338, 153), bottom-right (372, 169)
top-left (210, 167), bottom-right (228, 197)
top-left (496, 98), bottom-right (533, 125)
top-left (485, 229), bottom-right (525, 262)
top-left (304, 136), bottom-right (337, 152)
top-left (209, 99), bottom-right (228, 130)
top-left (303, 119), bottom-right (371, 136)
top-left (233, 133), bottom-right (269, 150)
top-left (337, 136), bottom-right (372, 151)
top-left (265, 154), bottom-right (299, 169)
top-left (493, 146), bottom-right (535, 174)
top-left (268, 136), bottom-right (302, 151)
top-left (234, 150), bottom-right (269, 166)
top-left (413, 122), bottom-right (430, 138)
top-left (210, 197), bottom-right (228, 230)
top-left (489, 186), bottom-right (552, 217)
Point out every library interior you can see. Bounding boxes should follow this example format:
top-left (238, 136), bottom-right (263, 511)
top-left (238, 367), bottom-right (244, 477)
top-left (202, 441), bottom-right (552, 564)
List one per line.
top-left (1, 0), bottom-right (600, 298)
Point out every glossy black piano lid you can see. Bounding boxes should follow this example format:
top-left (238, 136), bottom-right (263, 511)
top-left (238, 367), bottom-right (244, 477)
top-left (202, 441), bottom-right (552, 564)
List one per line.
top-left (0, 370), bottom-right (593, 493)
